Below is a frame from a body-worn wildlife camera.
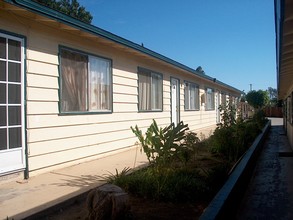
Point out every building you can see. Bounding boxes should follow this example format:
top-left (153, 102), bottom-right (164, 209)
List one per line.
top-left (0, 0), bottom-right (241, 179)
top-left (275, 0), bottom-right (293, 146)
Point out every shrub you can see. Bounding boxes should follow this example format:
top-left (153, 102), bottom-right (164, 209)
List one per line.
top-left (103, 166), bottom-right (208, 202)
top-left (253, 109), bottom-right (268, 129)
top-left (210, 102), bottom-right (265, 162)
top-left (106, 114), bottom-right (265, 203)
top-left (131, 120), bottom-right (189, 169)
top-left (218, 103), bottom-right (236, 128)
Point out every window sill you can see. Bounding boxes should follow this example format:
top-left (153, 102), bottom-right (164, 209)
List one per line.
top-left (138, 110), bottom-right (163, 113)
top-left (59, 110), bottom-right (112, 116)
top-left (184, 109), bottom-right (200, 111)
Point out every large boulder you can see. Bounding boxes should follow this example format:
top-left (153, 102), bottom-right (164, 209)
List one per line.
top-left (86, 184), bottom-right (130, 220)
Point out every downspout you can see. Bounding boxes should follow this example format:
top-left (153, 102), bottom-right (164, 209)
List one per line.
top-left (23, 35), bottom-right (29, 179)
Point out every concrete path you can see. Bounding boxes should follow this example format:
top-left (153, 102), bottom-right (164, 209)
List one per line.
top-left (237, 118), bottom-right (293, 219)
top-left (0, 146), bottom-right (148, 219)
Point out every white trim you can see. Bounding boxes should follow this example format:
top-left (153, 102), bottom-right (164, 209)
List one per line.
top-left (0, 32), bottom-right (26, 174)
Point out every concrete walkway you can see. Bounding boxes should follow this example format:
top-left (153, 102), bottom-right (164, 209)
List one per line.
top-left (0, 146), bottom-right (148, 219)
top-left (237, 118), bottom-right (293, 219)
top-left (2, 118), bottom-right (292, 219)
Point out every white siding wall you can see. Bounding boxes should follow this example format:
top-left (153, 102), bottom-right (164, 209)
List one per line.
top-left (0, 7), bottom-right (240, 175)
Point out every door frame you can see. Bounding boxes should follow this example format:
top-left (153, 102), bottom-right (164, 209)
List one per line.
top-left (170, 77), bottom-right (180, 126)
top-left (0, 31), bottom-right (27, 176)
top-left (215, 91), bottom-right (220, 123)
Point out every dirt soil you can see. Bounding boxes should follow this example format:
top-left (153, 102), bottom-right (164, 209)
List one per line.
top-left (44, 193), bottom-right (208, 220)
top-left (42, 149), bottom-right (225, 220)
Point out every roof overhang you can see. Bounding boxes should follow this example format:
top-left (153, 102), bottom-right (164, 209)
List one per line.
top-left (275, 0), bottom-right (293, 100)
top-left (3, 0), bottom-right (242, 95)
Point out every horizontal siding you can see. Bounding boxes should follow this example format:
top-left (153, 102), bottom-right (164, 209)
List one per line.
top-left (0, 8), bottom-right (241, 175)
top-left (28, 129), bottom-right (135, 156)
top-left (28, 138), bottom-right (137, 171)
top-left (113, 93), bottom-right (137, 103)
top-left (113, 103), bottom-right (138, 112)
top-left (27, 112), bottom-right (171, 129)
top-left (27, 48), bottom-right (58, 65)
top-left (27, 60), bottom-right (58, 77)
top-left (113, 74), bottom-right (137, 86)
top-left (113, 84), bottom-right (137, 95)
top-left (26, 73), bottom-right (59, 89)
top-left (27, 87), bottom-right (58, 101)
top-left (27, 117), bottom-right (170, 144)
top-left (27, 101), bottom-right (58, 115)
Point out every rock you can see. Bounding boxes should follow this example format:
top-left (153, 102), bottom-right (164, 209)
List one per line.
top-left (86, 184), bottom-right (130, 220)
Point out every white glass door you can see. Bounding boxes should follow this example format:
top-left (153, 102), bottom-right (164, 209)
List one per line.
top-left (0, 33), bottom-right (25, 175)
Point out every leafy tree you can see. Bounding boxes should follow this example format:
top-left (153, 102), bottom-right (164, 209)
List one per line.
top-left (267, 87), bottom-right (278, 106)
top-left (267, 87), bottom-right (277, 100)
top-left (245, 90), bottom-right (269, 109)
top-left (33, 0), bottom-right (93, 24)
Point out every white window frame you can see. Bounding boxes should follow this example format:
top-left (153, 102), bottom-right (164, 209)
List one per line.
top-left (60, 47), bottom-right (112, 114)
top-left (138, 67), bottom-right (163, 112)
top-left (206, 87), bottom-right (215, 110)
top-left (184, 81), bottom-right (200, 110)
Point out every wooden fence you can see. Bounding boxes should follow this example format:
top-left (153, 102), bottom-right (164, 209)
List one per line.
top-left (263, 107), bottom-right (283, 117)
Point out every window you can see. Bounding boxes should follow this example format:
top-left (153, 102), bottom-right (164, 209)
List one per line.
top-left (184, 81), bottom-right (199, 110)
top-left (60, 48), bottom-right (112, 113)
top-left (206, 88), bottom-right (215, 110)
top-left (287, 96), bottom-right (291, 123)
top-left (291, 93), bottom-right (293, 124)
top-left (138, 67), bottom-right (163, 111)
top-left (0, 34), bottom-right (23, 151)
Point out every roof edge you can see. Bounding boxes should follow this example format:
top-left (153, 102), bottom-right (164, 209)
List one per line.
top-left (5, 0), bottom-right (242, 94)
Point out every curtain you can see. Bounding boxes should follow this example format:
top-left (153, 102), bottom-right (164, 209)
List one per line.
top-left (184, 84), bottom-right (189, 109)
top-left (61, 49), bottom-right (87, 112)
top-left (206, 88), bottom-right (215, 110)
top-left (190, 84), bottom-right (196, 110)
top-left (138, 72), bottom-right (151, 110)
top-left (89, 56), bottom-right (110, 110)
top-left (151, 73), bottom-right (162, 110)
top-left (195, 86), bottom-right (199, 109)
top-left (185, 83), bottom-right (199, 110)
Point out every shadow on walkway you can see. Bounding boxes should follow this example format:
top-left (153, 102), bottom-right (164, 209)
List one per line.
top-left (236, 118), bottom-right (293, 219)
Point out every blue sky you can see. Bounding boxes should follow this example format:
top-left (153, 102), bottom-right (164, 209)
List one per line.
top-left (79, 0), bottom-right (276, 93)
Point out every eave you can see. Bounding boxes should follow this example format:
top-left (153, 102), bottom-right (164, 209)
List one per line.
top-left (3, 0), bottom-right (242, 94)
top-left (275, 0), bottom-right (293, 99)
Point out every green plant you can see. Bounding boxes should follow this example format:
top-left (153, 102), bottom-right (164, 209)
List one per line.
top-left (246, 89), bottom-right (270, 110)
top-left (181, 131), bottom-right (201, 162)
top-left (103, 165), bottom-right (208, 202)
top-left (210, 102), bottom-right (263, 162)
top-left (218, 103), bottom-right (236, 127)
top-left (99, 167), bottom-right (131, 184)
top-left (131, 120), bottom-right (189, 168)
top-left (252, 109), bottom-right (267, 129)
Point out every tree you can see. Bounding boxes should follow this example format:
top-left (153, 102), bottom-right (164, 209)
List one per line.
top-left (33, 0), bottom-right (93, 24)
top-left (267, 87), bottom-right (278, 106)
top-left (245, 90), bottom-right (269, 109)
top-left (267, 87), bottom-right (277, 100)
